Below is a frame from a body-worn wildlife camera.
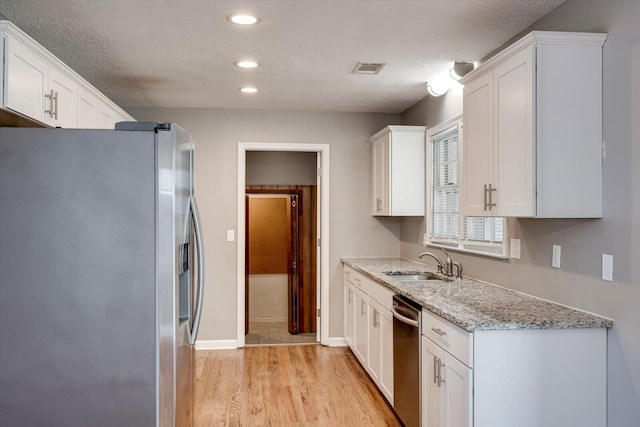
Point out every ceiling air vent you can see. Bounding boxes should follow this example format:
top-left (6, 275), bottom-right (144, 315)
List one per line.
top-left (352, 62), bottom-right (386, 75)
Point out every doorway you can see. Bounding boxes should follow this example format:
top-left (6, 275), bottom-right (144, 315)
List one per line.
top-left (245, 189), bottom-right (317, 345)
top-left (237, 143), bottom-right (330, 347)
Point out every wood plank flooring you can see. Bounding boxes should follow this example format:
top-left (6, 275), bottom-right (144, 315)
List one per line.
top-left (195, 345), bottom-right (401, 426)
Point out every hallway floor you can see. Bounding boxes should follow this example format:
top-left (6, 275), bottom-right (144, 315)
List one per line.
top-left (246, 321), bottom-right (317, 345)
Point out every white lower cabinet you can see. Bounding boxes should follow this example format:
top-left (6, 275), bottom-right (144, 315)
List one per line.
top-left (343, 266), bottom-right (394, 405)
top-left (422, 336), bottom-right (472, 427)
top-left (421, 308), bottom-right (607, 427)
top-left (353, 290), bottom-right (368, 364)
top-left (343, 282), bottom-right (355, 348)
top-left (366, 300), bottom-right (394, 403)
top-left (378, 308), bottom-right (393, 403)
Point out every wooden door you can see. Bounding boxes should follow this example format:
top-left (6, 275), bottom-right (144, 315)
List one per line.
top-left (244, 195), bottom-right (249, 335)
top-left (287, 194), bottom-right (300, 334)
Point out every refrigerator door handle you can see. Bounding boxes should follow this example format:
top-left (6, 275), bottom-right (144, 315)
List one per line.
top-left (189, 195), bottom-right (205, 345)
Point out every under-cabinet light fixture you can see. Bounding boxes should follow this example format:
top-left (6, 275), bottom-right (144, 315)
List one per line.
top-left (240, 87), bottom-right (258, 93)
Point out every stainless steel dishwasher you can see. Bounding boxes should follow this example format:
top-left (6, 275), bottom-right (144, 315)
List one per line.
top-left (392, 294), bottom-right (421, 427)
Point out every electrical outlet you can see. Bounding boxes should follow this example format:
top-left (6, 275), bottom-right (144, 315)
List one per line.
top-left (422, 233), bottom-right (428, 245)
top-left (227, 229), bottom-right (235, 242)
top-left (602, 254), bottom-right (613, 281)
top-left (510, 239), bottom-right (521, 259)
top-left (552, 245), bottom-right (561, 268)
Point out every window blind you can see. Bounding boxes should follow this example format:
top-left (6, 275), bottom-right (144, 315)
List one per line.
top-left (429, 127), bottom-right (459, 245)
top-left (428, 119), bottom-right (506, 256)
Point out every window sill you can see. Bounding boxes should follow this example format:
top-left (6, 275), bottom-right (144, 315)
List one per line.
top-left (425, 241), bottom-right (509, 260)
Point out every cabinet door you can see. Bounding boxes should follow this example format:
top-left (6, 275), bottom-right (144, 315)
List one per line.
top-left (371, 134), bottom-right (390, 215)
top-left (441, 349), bottom-right (472, 427)
top-left (423, 336), bottom-right (472, 427)
top-left (4, 35), bottom-right (47, 123)
top-left (423, 336), bottom-right (441, 427)
top-left (48, 67), bottom-right (77, 128)
top-left (344, 282), bottom-right (355, 348)
top-left (462, 72), bottom-right (494, 216)
top-left (77, 86), bottom-right (97, 128)
top-left (353, 291), bottom-right (368, 365)
top-left (379, 308), bottom-right (394, 404)
top-left (96, 101), bottom-right (115, 129)
top-left (367, 305), bottom-right (381, 384)
top-left (494, 47), bottom-right (535, 217)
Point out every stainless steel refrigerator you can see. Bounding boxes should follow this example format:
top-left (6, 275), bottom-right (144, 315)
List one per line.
top-left (0, 122), bottom-right (204, 427)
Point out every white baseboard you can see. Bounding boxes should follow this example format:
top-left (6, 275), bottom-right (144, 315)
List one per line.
top-left (326, 337), bottom-right (348, 347)
top-left (195, 339), bottom-right (239, 350)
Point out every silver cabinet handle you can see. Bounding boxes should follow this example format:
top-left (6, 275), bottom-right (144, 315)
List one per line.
top-left (437, 357), bottom-right (446, 387)
top-left (488, 183), bottom-right (497, 209)
top-left (431, 327), bottom-right (447, 336)
top-left (53, 91), bottom-right (58, 120)
top-left (372, 309), bottom-right (379, 328)
top-left (433, 356), bottom-right (438, 384)
top-left (348, 289), bottom-right (353, 303)
top-left (376, 197), bottom-right (382, 212)
top-left (361, 300), bottom-right (366, 316)
top-left (188, 195), bottom-right (205, 345)
top-left (45, 90), bottom-right (59, 120)
top-left (483, 184), bottom-right (488, 211)
top-left (484, 183), bottom-right (497, 211)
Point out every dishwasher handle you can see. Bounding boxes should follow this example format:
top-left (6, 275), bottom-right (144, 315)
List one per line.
top-left (391, 306), bottom-right (419, 328)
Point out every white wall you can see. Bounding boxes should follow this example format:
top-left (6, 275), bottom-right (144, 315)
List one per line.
top-left (126, 107), bottom-right (402, 343)
top-left (246, 151), bottom-right (317, 185)
top-left (401, 1), bottom-right (640, 425)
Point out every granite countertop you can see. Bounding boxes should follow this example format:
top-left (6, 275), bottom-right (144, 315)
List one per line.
top-left (342, 257), bottom-right (613, 332)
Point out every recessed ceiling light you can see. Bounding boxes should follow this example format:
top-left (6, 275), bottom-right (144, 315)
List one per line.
top-left (235, 60), bottom-right (259, 69)
top-left (227, 13), bottom-right (261, 25)
top-left (240, 87), bottom-right (258, 93)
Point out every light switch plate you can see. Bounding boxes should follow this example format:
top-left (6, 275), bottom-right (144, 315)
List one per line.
top-left (510, 239), bottom-right (521, 259)
top-left (227, 229), bottom-right (235, 242)
top-left (602, 254), bottom-right (613, 281)
top-left (552, 245), bottom-right (561, 268)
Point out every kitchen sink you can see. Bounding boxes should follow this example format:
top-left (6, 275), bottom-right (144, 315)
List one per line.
top-left (383, 271), bottom-right (452, 282)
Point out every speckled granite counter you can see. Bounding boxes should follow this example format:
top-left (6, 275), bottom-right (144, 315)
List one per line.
top-left (342, 257), bottom-right (613, 332)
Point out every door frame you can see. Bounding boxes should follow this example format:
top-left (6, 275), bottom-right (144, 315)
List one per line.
top-left (237, 142), bottom-right (330, 346)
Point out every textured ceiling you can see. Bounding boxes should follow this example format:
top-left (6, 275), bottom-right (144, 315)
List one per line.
top-left (0, 0), bottom-right (565, 113)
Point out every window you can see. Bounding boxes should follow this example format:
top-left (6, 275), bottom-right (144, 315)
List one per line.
top-left (426, 115), bottom-right (507, 257)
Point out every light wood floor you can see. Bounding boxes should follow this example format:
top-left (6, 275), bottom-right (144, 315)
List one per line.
top-left (195, 345), bottom-right (401, 426)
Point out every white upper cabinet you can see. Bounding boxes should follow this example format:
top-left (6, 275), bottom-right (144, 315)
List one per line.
top-left (1, 20), bottom-right (134, 128)
top-left (461, 31), bottom-right (606, 218)
top-left (48, 66), bottom-right (78, 128)
top-left (370, 125), bottom-right (426, 216)
top-left (4, 33), bottom-right (48, 123)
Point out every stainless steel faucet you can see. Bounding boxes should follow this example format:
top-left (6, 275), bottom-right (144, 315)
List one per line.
top-left (418, 251), bottom-right (446, 274)
top-left (440, 248), bottom-right (454, 277)
top-left (418, 248), bottom-right (464, 279)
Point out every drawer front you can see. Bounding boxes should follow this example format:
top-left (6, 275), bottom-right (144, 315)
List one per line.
top-left (344, 266), bottom-right (393, 310)
top-left (344, 265), bottom-right (354, 284)
top-left (363, 278), bottom-right (394, 310)
top-left (422, 308), bottom-right (473, 367)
